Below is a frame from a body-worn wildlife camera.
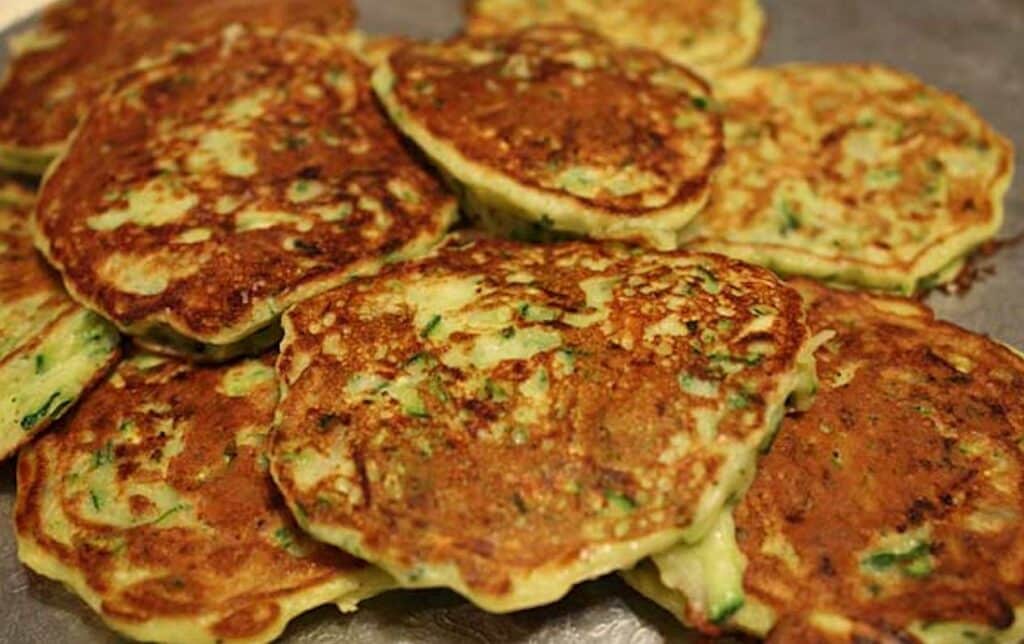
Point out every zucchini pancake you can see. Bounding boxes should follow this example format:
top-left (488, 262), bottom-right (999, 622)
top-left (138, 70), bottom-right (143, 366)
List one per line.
top-left (680, 64), bottom-right (1014, 295)
top-left (270, 235), bottom-right (822, 613)
top-left (0, 181), bottom-right (120, 461)
top-left (373, 26), bottom-right (724, 250)
top-left (465, 0), bottom-right (765, 76)
top-left (34, 27), bottom-right (457, 361)
top-left (624, 280), bottom-right (1024, 642)
top-left (0, 0), bottom-right (357, 175)
top-left (15, 352), bottom-right (393, 644)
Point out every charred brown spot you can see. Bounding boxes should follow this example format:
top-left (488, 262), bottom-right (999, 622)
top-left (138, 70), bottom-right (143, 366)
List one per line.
top-left (905, 497), bottom-right (937, 525)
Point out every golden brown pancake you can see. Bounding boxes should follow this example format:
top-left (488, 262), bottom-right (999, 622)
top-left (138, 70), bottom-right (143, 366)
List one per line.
top-left (15, 352), bottom-right (393, 644)
top-left (681, 64), bottom-right (1014, 294)
top-left (625, 280), bottom-right (1024, 642)
top-left (34, 27), bottom-right (457, 361)
top-left (465, 0), bottom-right (765, 76)
top-left (270, 234), bottom-right (821, 613)
top-left (373, 26), bottom-right (724, 249)
top-left (0, 181), bottom-right (120, 461)
top-left (0, 0), bottom-right (358, 174)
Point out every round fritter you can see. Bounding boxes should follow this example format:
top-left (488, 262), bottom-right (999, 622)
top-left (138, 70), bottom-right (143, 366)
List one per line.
top-left (680, 64), bottom-right (1014, 295)
top-left (630, 280), bottom-right (1024, 642)
top-left (270, 234), bottom-right (819, 613)
top-left (0, 184), bottom-right (120, 461)
top-left (15, 352), bottom-right (393, 644)
top-left (34, 28), bottom-right (457, 361)
top-left (465, 0), bottom-right (765, 76)
top-left (0, 0), bottom-right (357, 175)
top-left (373, 26), bottom-right (724, 250)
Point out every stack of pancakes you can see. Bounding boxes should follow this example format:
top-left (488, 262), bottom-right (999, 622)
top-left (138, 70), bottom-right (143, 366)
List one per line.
top-left (0, 1), bottom-right (1019, 642)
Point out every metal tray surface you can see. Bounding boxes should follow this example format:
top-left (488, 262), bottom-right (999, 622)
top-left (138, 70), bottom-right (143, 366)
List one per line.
top-left (1, 1), bottom-right (1021, 642)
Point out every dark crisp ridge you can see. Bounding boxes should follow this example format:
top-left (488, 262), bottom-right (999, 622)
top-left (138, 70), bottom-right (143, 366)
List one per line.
top-left (15, 352), bottom-right (390, 643)
top-left (271, 234), bottom-right (818, 612)
top-left (34, 28), bottom-right (456, 359)
top-left (0, 0), bottom-right (357, 173)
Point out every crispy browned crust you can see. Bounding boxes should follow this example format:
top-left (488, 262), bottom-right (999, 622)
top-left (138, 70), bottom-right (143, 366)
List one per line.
top-left (0, 0), bottom-right (357, 152)
top-left (735, 279), bottom-right (1024, 636)
top-left (271, 234), bottom-right (811, 607)
top-left (14, 352), bottom-right (371, 640)
top-left (385, 25), bottom-right (723, 216)
top-left (34, 29), bottom-right (456, 346)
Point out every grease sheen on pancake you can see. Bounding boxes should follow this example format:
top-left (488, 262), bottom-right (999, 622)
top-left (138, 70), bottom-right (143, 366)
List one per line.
top-left (34, 27), bottom-right (457, 361)
top-left (270, 234), bottom-right (819, 613)
top-left (373, 26), bottom-right (724, 250)
top-left (0, 181), bottom-right (120, 461)
top-left (465, 0), bottom-right (765, 76)
top-left (15, 352), bottom-right (392, 644)
top-left (0, 0), bottom-right (357, 175)
top-left (681, 64), bottom-right (1014, 294)
top-left (626, 280), bottom-right (1024, 643)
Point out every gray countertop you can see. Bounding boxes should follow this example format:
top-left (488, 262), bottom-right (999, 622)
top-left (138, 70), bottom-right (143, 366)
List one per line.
top-left (1, 1), bottom-right (1021, 642)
